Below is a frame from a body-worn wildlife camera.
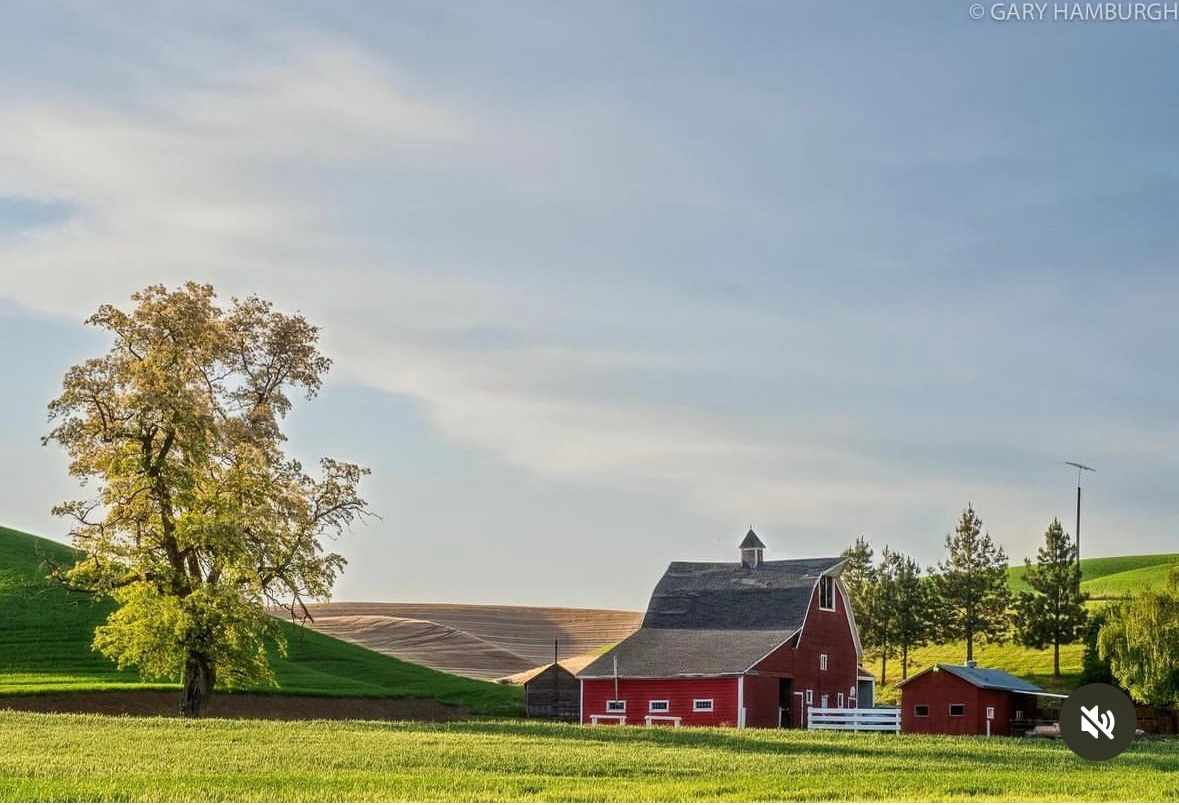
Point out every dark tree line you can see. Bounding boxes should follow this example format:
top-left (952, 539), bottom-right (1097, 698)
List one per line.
top-left (841, 505), bottom-right (1088, 683)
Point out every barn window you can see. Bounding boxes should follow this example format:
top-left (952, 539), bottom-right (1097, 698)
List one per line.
top-left (914, 704), bottom-right (929, 717)
top-left (949, 703), bottom-right (966, 717)
top-left (819, 576), bottom-right (835, 610)
top-left (819, 653), bottom-right (828, 671)
top-left (692, 699), bottom-right (714, 712)
top-left (805, 689), bottom-right (813, 705)
top-left (648, 700), bottom-right (669, 713)
top-left (986, 706), bottom-right (995, 720)
top-left (820, 694), bottom-right (829, 708)
top-left (606, 700), bottom-right (626, 713)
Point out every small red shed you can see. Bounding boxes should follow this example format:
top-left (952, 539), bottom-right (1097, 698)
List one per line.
top-left (898, 662), bottom-right (1044, 736)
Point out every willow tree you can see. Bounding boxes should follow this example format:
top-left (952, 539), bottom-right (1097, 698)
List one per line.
top-left (45, 283), bottom-right (370, 717)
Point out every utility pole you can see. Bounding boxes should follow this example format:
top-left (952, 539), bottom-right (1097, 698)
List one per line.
top-left (1064, 461), bottom-right (1095, 593)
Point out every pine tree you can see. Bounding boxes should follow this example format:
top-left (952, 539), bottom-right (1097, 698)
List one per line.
top-left (883, 549), bottom-right (932, 679)
top-left (1012, 518), bottom-right (1088, 677)
top-left (841, 536), bottom-right (877, 647)
top-left (930, 504), bottom-right (1010, 663)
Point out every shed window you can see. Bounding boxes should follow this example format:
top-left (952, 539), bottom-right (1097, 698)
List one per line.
top-left (692, 699), bottom-right (714, 712)
top-left (606, 700), bottom-right (626, 713)
top-left (1015, 709), bottom-right (1024, 721)
top-left (805, 689), bottom-right (813, 705)
top-left (819, 653), bottom-right (828, 671)
top-left (949, 703), bottom-right (966, 717)
top-left (914, 704), bottom-right (929, 717)
top-left (819, 576), bottom-right (835, 610)
top-left (648, 700), bottom-right (669, 713)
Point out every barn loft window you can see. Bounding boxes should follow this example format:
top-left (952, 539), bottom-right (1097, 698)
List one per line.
top-left (606, 700), bottom-right (626, 713)
top-left (949, 703), bottom-right (966, 717)
top-left (692, 699), bottom-right (714, 712)
top-left (914, 704), bottom-right (929, 717)
top-left (819, 576), bottom-right (835, 610)
top-left (819, 653), bottom-right (828, 671)
top-left (648, 700), bottom-right (669, 713)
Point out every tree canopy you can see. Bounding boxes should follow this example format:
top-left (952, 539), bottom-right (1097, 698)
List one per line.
top-left (929, 504), bottom-right (1010, 663)
top-left (1098, 571), bottom-right (1179, 707)
top-left (45, 283), bottom-right (371, 716)
top-left (1012, 518), bottom-right (1087, 677)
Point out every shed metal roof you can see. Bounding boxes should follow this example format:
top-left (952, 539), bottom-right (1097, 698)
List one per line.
top-left (897, 663), bottom-right (1043, 693)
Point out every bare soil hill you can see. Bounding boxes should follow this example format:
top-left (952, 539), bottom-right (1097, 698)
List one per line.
top-left (299, 603), bottom-right (643, 681)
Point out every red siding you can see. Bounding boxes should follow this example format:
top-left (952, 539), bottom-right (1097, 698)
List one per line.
top-left (748, 580), bottom-right (860, 727)
top-left (581, 677), bottom-right (739, 727)
top-left (580, 575), bottom-right (862, 730)
top-left (900, 670), bottom-right (1041, 735)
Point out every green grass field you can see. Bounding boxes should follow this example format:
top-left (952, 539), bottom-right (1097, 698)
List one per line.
top-left (0, 525), bottom-right (521, 715)
top-left (0, 711), bottom-right (1175, 802)
top-left (1007, 553), bottom-right (1179, 597)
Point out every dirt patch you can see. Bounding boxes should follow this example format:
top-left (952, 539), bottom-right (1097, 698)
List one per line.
top-left (0, 691), bottom-right (468, 721)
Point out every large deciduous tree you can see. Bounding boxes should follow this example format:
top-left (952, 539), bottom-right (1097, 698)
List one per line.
top-left (1012, 518), bottom-right (1087, 677)
top-left (1098, 571), bottom-right (1179, 707)
top-left (930, 504), bottom-right (1010, 663)
top-left (45, 283), bottom-right (370, 717)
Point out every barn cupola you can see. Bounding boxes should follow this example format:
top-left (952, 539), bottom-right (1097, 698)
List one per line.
top-left (739, 528), bottom-right (766, 568)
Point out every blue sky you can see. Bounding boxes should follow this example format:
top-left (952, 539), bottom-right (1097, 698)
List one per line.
top-left (2, 2), bottom-right (1177, 609)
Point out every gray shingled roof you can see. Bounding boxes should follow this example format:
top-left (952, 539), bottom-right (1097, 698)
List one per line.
top-left (578, 629), bottom-right (790, 678)
top-left (898, 663), bottom-right (1043, 693)
top-left (642, 557), bottom-right (842, 630)
top-left (739, 529), bottom-right (766, 549)
top-left (578, 555), bottom-right (844, 679)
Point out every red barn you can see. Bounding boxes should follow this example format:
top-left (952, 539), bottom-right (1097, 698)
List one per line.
top-left (577, 530), bottom-right (866, 728)
top-left (898, 663), bottom-right (1045, 736)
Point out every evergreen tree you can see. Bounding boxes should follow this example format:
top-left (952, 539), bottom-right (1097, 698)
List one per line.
top-left (1012, 518), bottom-right (1087, 677)
top-left (882, 549), bottom-right (932, 679)
top-left (841, 536), bottom-right (877, 649)
top-left (929, 504), bottom-right (1010, 663)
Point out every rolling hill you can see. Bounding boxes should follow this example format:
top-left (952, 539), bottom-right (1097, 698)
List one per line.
top-left (298, 602), bottom-right (643, 681)
top-left (1006, 552), bottom-right (1179, 597)
top-left (0, 526), bottom-right (521, 715)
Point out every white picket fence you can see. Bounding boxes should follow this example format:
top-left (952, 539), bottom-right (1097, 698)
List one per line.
top-left (807, 706), bottom-right (901, 733)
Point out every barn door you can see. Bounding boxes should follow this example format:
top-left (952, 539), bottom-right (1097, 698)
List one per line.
top-left (778, 679), bottom-right (793, 728)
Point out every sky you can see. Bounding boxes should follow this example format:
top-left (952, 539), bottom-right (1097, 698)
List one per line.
top-left (1, 2), bottom-right (1177, 610)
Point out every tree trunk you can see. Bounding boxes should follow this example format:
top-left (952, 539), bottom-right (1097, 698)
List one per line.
top-left (880, 653), bottom-right (888, 685)
top-left (965, 632), bottom-right (974, 663)
top-left (1053, 640), bottom-right (1060, 678)
top-left (902, 646), bottom-right (909, 679)
top-left (180, 652), bottom-right (215, 718)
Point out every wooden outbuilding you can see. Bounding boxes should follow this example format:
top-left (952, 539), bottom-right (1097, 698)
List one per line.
top-left (898, 662), bottom-right (1046, 736)
top-left (521, 662), bottom-right (580, 721)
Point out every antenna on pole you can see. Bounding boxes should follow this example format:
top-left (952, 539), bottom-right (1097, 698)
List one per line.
top-left (1064, 461), bottom-right (1095, 593)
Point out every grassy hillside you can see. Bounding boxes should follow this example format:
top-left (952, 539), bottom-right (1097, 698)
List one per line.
top-left (1007, 553), bottom-right (1179, 597)
top-left (1, 712), bottom-right (1176, 801)
top-left (0, 526), bottom-right (521, 715)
